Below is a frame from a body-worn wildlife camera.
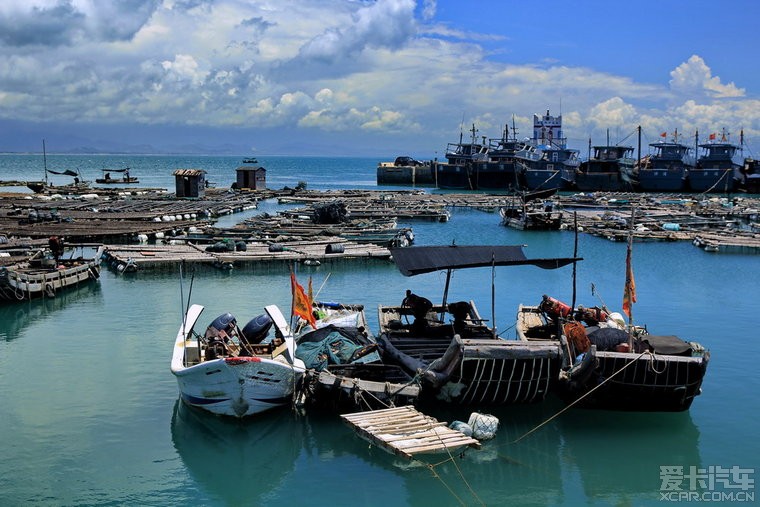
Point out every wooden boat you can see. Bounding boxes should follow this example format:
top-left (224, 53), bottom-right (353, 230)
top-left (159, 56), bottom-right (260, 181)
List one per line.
top-left (516, 299), bottom-right (710, 411)
top-left (0, 243), bottom-right (104, 302)
top-left (516, 212), bottom-right (709, 411)
top-left (377, 245), bottom-right (579, 406)
top-left (295, 302), bottom-right (420, 411)
top-left (171, 304), bottom-right (306, 418)
top-left (95, 168), bottom-right (138, 184)
top-left (499, 190), bottom-right (563, 230)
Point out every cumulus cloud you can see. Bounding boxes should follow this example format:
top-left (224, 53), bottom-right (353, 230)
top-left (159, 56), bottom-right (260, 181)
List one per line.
top-left (0, 0), bottom-right (160, 47)
top-left (670, 55), bottom-right (745, 98)
top-left (296, 0), bottom-right (417, 62)
top-left (0, 1), bottom-right (758, 155)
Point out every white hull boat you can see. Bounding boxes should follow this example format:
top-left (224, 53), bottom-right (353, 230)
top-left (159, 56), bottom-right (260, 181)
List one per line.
top-left (171, 304), bottom-right (305, 418)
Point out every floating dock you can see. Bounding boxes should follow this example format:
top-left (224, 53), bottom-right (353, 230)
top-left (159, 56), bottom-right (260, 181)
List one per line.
top-left (340, 406), bottom-right (481, 460)
top-left (101, 238), bottom-right (392, 272)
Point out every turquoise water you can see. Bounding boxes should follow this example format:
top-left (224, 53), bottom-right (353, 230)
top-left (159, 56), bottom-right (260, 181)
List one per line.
top-left (1, 156), bottom-right (759, 506)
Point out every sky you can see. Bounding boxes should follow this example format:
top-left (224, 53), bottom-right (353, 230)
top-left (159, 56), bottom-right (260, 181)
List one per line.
top-left (1, 0), bottom-right (759, 158)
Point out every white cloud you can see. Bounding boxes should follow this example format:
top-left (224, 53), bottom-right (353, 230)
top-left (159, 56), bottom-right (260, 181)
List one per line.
top-left (670, 55), bottom-right (745, 98)
top-left (0, 2), bottom-right (758, 154)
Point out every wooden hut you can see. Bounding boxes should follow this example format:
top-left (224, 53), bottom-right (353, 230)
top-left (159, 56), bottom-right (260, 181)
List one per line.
top-left (173, 169), bottom-right (206, 198)
top-left (235, 166), bottom-right (266, 190)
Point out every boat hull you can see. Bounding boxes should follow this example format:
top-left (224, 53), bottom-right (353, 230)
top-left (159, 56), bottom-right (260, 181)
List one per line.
top-left (687, 169), bottom-right (735, 192)
top-left (637, 169), bottom-right (686, 192)
top-left (435, 163), bottom-right (473, 189)
top-left (0, 247), bottom-right (103, 302)
top-left (575, 172), bottom-right (636, 192)
top-left (472, 161), bottom-right (521, 190)
top-left (174, 356), bottom-right (302, 417)
top-left (558, 350), bottom-right (709, 411)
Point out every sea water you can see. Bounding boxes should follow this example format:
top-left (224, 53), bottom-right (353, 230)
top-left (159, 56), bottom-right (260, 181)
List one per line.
top-left (0, 155), bottom-right (759, 506)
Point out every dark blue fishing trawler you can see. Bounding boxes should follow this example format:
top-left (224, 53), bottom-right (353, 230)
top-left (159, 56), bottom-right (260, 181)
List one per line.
top-left (474, 118), bottom-right (526, 190)
top-left (575, 142), bottom-right (637, 192)
top-left (690, 130), bottom-right (740, 192)
top-left (637, 131), bottom-right (692, 192)
top-left (434, 124), bottom-right (489, 189)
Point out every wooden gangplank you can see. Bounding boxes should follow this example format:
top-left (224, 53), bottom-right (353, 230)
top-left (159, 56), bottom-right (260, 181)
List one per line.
top-left (341, 406), bottom-right (481, 460)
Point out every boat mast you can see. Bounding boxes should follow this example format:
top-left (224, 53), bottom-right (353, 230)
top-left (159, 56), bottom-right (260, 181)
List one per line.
top-left (637, 125), bottom-right (641, 167)
top-left (42, 139), bottom-right (48, 185)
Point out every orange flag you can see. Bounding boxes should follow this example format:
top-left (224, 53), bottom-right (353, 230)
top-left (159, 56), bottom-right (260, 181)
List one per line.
top-left (660, 132), bottom-right (667, 138)
top-left (291, 271), bottom-right (316, 328)
top-left (622, 240), bottom-right (637, 319)
top-left (709, 133), bottom-right (717, 140)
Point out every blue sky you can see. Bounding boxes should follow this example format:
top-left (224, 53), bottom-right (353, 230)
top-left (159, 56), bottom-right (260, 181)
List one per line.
top-left (0, 0), bottom-right (758, 158)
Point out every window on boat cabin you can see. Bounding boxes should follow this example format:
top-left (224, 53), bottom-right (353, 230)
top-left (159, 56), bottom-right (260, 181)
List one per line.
top-left (552, 152), bottom-right (559, 162)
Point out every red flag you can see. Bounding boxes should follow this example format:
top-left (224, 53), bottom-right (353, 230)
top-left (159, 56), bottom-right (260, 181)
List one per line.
top-left (291, 271), bottom-right (316, 328)
top-left (709, 133), bottom-right (716, 140)
top-left (660, 132), bottom-right (667, 138)
top-left (622, 241), bottom-right (637, 319)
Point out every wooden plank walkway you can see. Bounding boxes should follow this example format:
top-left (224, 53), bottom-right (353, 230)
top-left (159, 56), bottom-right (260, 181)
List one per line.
top-left (102, 238), bottom-right (391, 271)
top-left (341, 406), bottom-right (481, 460)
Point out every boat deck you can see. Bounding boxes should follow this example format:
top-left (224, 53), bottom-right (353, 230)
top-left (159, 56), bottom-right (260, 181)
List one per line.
top-left (340, 405), bottom-right (481, 460)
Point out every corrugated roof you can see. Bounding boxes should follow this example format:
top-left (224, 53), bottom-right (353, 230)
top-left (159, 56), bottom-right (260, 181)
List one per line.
top-left (172, 169), bottom-right (206, 176)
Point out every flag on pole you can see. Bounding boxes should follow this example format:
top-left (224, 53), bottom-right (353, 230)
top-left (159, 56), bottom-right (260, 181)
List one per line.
top-left (709, 133), bottom-right (716, 140)
top-left (660, 132), bottom-right (667, 138)
top-left (291, 271), bottom-right (316, 328)
top-left (622, 238), bottom-right (637, 319)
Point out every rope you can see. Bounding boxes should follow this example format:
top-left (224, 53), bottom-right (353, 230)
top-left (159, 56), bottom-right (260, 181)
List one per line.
top-left (645, 350), bottom-right (667, 374)
top-left (511, 349), bottom-right (649, 444)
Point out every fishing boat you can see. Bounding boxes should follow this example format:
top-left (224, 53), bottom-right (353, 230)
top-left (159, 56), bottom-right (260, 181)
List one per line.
top-left (575, 138), bottom-right (637, 192)
top-left (376, 245), bottom-right (579, 406)
top-left (0, 241), bottom-right (103, 302)
top-left (637, 132), bottom-right (692, 192)
top-left (517, 296), bottom-right (709, 411)
top-left (242, 157), bottom-right (259, 164)
top-left (691, 130), bottom-right (740, 192)
top-left (95, 168), bottom-right (138, 184)
top-left (499, 189), bottom-right (563, 230)
top-left (517, 213), bottom-right (710, 411)
top-left (474, 118), bottom-right (526, 190)
top-left (295, 301), bottom-right (420, 411)
top-left (170, 304), bottom-right (306, 418)
top-left (739, 157), bottom-right (760, 193)
top-left (434, 124), bottom-right (490, 189)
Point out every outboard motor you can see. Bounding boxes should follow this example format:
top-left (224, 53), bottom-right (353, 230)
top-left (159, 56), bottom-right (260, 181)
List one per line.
top-left (241, 313), bottom-right (273, 345)
top-left (208, 313), bottom-right (237, 334)
top-left (205, 313), bottom-right (237, 360)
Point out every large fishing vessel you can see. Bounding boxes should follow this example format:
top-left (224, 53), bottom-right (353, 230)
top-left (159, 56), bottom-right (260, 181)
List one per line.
top-left (691, 130), bottom-right (740, 192)
top-left (434, 124), bottom-right (490, 189)
top-left (637, 131), bottom-right (693, 192)
top-left (575, 140), bottom-right (637, 192)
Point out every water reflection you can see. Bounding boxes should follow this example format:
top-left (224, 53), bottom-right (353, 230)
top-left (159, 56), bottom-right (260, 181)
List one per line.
top-left (0, 282), bottom-right (102, 341)
top-left (557, 409), bottom-right (701, 503)
top-left (170, 400), bottom-right (305, 504)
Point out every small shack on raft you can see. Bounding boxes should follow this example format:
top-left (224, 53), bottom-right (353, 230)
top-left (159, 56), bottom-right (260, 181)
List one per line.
top-left (173, 169), bottom-right (207, 198)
